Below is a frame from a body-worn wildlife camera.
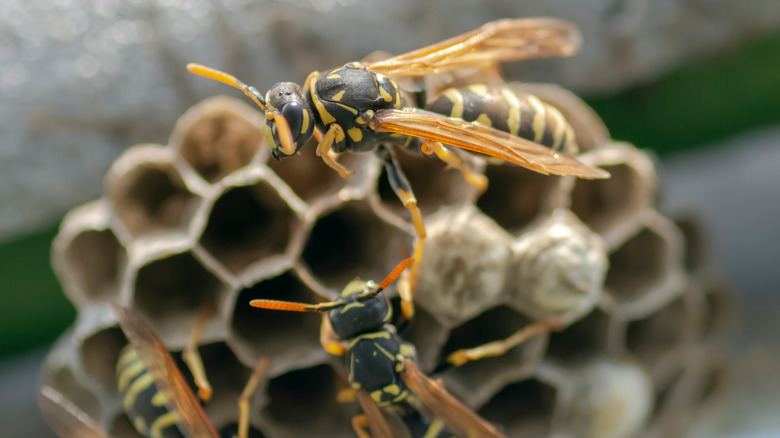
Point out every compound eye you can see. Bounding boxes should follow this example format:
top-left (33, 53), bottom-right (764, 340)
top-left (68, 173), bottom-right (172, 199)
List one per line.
top-left (281, 102), bottom-right (304, 141)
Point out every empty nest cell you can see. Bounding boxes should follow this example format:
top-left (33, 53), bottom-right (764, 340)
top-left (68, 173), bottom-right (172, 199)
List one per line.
top-left (545, 309), bottom-right (612, 364)
top-left (302, 201), bottom-right (407, 289)
top-left (477, 165), bottom-right (564, 232)
top-left (132, 251), bottom-right (225, 341)
top-left (46, 366), bottom-right (104, 427)
top-left (230, 271), bottom-right (323, 371)
top-left (261, 363), bottom-right (354, 437)
top-left (108, 160), bottom-right (201, 236)
top-left (437, 306), bottom-right (549, 408)
top-left (478, 378), bottom-right (557, 438)
top-left (171, 96), bottom-right (265, 183)
top-left (79, 326), bottom-right (127, 392)
top-left (61, 228), bottom-right (126, 304)
top-left (376, 147), bottom-right (475, 214)
top-left (199, 181), bottom-right (299, 274)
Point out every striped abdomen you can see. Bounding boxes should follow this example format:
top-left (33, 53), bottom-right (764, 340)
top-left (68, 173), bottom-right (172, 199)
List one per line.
top-left (117, 345), bottom-right (184, 438)
top-left (425, 85), bottom-right (576, 152)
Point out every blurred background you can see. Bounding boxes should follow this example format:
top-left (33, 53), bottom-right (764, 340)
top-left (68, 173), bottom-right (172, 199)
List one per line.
top-left (1, 0), bottom-right (779, 437)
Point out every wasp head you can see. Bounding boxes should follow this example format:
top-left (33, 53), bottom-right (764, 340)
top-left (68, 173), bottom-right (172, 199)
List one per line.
top-left (264, 82), bottom-right (315, 160)
top-left (328, 280), bottom-right (391, 339)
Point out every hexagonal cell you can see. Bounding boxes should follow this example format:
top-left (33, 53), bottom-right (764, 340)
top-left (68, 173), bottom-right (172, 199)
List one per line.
top-left (267, 141), bottom-right (372, 202)
top-left (565, 358), bottom-right (653, 438)
top-left (477, 165), bottom-right (565, 232)
top-left (508, 82), bottom-right (610, 152)
top-left (376, 147), bottom-right (476, 214)
top-left (546, 309), bottom-right (612, 364)
top-left (107, 148), bottom-right (201, 237)
top-left (625, 297), bottom-right (693, 383)
top-left (200, 180), bottom-right (299, 274)
top-left (415, 205), bottom-right (512, 324)
top-left (699, 279), bottom-right (733, 341)
top-left (478, 378), bottom-right (557, 438)
top-left (61, 228), bottom-right (126, 305)
top-left (80, 326), bottom-right (126, 392)
top-left (302, 201), bottom-right (408, 289)
top-left (436, 306), bottom-right (549, 408)
top-left (511, 209), bottom-right (607, 324)
top-left (568, 144), bottom-right (655, 249)
top-left (673, 216), bottom-right (708, 274)
top-left (170, 96), bottom-right (265, 184)
top-left (604, 216), bottom-right (684, 316)
top-left (261, 363), bottom-right (355, 437)
top-left (230, 271), bottom-right (323, 372)
top-left (132, 251), bottom-right (226, 344)
top-left (401, 304), bottom-right (451, 373)
top-left (46, 366), bottom-right (103, 427)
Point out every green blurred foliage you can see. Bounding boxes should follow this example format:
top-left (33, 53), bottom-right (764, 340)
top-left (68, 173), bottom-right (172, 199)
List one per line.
top-left (0, 226), bottom-right (75, 358)
top-left (586, 32), bottom-right (780, 155)
top-left (1, 32), bottom-right (779, 360)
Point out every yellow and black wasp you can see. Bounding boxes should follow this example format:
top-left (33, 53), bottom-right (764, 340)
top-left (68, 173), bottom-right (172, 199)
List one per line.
top-left (249, 258), bottom-right (505, 438)
top-left (187, 18), bottom-right (610, 320)
top-left (40, 304), bottom-right (268, 438)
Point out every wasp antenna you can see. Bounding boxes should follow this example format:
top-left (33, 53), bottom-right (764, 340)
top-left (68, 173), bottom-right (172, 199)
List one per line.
top-left (187, 63), bottom-right (267, 110)
top-left (357, 258), bottom-right (414, 302)
top-left (250, 298), bottom-right (345, 313)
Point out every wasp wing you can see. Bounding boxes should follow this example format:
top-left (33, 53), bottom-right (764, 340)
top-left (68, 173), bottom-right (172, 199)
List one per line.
top-left (39, 385), bottom-right (112, 438)
top-left (373, 108), bottom-right (610, 179)
top-left (354, 389), bottom-right (412, 438)
top-left (365, 18), bottom-right (580, 78)
top-left (400, 360), bottom-right (506, 438)
top-left (110, 304), bottom-right (219, 438)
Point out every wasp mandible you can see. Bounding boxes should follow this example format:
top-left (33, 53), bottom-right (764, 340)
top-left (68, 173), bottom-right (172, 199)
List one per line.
top-left (188, 18), bottom-right (610, 319)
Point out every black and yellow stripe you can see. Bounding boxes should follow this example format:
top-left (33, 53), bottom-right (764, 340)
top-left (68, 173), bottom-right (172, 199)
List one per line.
top-left (425, 85), bottom-right (576, 152)
top-left (117, 345), bottom-right (184, 438)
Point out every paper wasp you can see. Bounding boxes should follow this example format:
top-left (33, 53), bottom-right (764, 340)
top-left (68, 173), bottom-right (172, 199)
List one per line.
top-left (250, 258), bottom-right (505, 438)
top-left (40, 304), bottom-right (268, 438)
top-left (188, 18), bottom-right (610, 319)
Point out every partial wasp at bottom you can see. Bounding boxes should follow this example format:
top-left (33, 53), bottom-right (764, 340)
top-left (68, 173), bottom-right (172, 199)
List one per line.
top-left (249, 258), bottom-right (505, 438)
top-left (188, 17), bottom-right (611, 320)
top-left (40, 304), bottom-right (268, 438)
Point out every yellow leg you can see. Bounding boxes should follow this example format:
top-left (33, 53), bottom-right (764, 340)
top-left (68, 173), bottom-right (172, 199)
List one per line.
top-left (182, 305), bottom-right (215, 402)
top-left (352, 415), bottom-right (373, 438)
top-left (447, 321), bottom-right (561, 366)
top-left (336, 387), bottom-right (358, 403)
top-left (317, 124), bottom-right (354, 178)
top-left (421, 140), bottom-right (488, 194)
top-left (320, 315), bottom-right (348, 356)
top-left (237, 356), bottom-right (269, 438)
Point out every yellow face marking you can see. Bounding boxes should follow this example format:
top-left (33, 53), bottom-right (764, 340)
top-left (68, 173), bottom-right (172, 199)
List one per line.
top-left (379, 85), bottom-right (393, 103)
top-left (501, 88), bottom-right (521, 136)
top-left (528, 95), bottom-right (547, 143)
top-left (475, 113), bottom-right (492, 127)
top-left (468, 84), bottom-right (489, 95)
top-left (332, 89), bottom-right (346, 101)
top-left (300, 106), bottom-right (310, 133)
top-left (263, 124), bottom-right (276, 150)
top-left (326, 72), bottom-right (341, 79)
top-left (124, 372), bottom-right (154, 410)
top-left (443, 88), bottom-right (464, 119)
top-left (150, 411), bottom-right (180, 438)
top-left (341, 301), bottom-right (365, 313)
top-left (311, 75), bottom-right (336, 125)
top-left (347, 127), bottom-right (363, 142)
top-left (341, 280), bottom-right (370, 297)
top-left (117, 359), bottom-right (145, 392)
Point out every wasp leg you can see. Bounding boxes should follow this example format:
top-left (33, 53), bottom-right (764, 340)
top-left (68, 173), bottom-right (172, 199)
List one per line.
top-left (420, 140), bottom-right (488, 193)
top-left (321, 315), bottom-right (349, 356)
top-left (317, 124), bottom-right (355, 178)
top-left (446, 321), bottom-right (561, 366)
top-left (376, 146), bottom-right (425, 320)
top-left (352, 414), bottom-right (373, 438)
top-left (182, 305), bottom-right (216, 402)
top-left (237, 355), bottom-right (269, 438)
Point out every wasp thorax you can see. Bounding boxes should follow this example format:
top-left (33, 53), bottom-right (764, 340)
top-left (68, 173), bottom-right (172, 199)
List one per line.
top-left (329, 281), bottom-right (391, 339)
top-left (264, 82), bottom-right (314, 159)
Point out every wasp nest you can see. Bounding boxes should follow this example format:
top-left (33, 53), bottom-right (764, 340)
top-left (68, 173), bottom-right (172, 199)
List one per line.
top-left (43, 84), bottom-right (730, 437)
